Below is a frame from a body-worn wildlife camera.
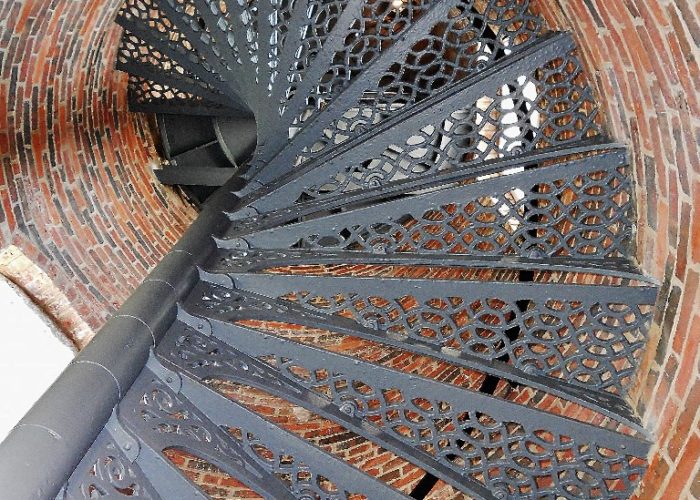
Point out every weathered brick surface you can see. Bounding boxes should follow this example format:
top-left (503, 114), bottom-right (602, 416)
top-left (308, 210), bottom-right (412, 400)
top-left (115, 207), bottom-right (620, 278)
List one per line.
top-left (0, 244), bottom-right (92, 347)
top-left (1, 0), bottom-right (698, 497)
top-left (529, 1), bottom-right (700, 498)
top-left (0, 0), bottom-right (197, 332)
top-left (164, 449), bottom-right (263, 499)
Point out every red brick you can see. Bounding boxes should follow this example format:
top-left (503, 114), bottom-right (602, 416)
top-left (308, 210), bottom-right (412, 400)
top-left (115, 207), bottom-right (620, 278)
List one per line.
top-left (2, 0), bottom-right (699, 498)
top-left (666, 432), bottom-right (700, 498)
top-left (667, 379), bottom-right (700, 461)
top-left (636, 452), bottom-right (670, 498)
top-left (0, 0), bottom-right (197, 333)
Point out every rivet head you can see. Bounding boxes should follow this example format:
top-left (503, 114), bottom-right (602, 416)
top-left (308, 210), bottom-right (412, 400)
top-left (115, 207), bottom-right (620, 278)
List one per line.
top-left (339, 401), bottom-right (357, 417)
top-left (373, 243), bottom-right (387, 253)
top-left (123, 443), bottom-right (131, 451)
top-left (528, 248), bottom-right (545, 259)
top-left (523, 364), bottom-right (538, 375)
top-left (494, 486), bottom-right (508, 499)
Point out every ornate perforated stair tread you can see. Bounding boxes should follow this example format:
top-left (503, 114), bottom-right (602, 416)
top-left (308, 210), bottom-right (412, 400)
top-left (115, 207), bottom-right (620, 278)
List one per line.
top-left (57, 0), bottom-right (656, 498)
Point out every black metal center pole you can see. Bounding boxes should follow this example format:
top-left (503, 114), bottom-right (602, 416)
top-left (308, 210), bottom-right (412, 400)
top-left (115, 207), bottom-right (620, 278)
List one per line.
top-left (0, 176), bottom-right (241, 499)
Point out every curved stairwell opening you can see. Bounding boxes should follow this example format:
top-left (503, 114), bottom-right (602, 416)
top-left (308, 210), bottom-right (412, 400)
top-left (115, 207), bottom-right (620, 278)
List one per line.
top-left (0, 0), bottom-right (659, 498)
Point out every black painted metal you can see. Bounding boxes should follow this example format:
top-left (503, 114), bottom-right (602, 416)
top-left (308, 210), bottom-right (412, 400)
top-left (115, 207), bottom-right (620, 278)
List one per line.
top-left (224, 328), bottom-right (648, 496)
top-left (208, 248), bottom-right (655, 283)
top-left (162, 320), bottom-right (496, 499)
top-left (247, 0), bottom-right (545, 180)
top-left (0, 175), bottom-right (240, 499)
top-left (157, 331), bottom-right (418, 500)
top-left (60, 415), bottom-right (162, 499)
top-left (222, 150), bottom-right (635, 259)
top-left (116, 7), bottom-right (232, 97)
top-left (156, 165), bottom-right (238, 186)
top-left (116, 37), bottom-right (238, 108)
top-left (0, 1), bottom-right (658, 499)
top-left (183, 277), bottom-right (647, 429)
top-left (229, 271), bottom-right (654, 394)
top-left (127, 75), bottom-right (243, 116)
top-left (157, 114), bottom-right (256, 203)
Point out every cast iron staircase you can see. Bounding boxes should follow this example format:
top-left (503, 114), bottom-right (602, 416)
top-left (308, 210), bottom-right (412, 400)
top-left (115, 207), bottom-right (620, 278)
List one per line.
top-left (0, 0), bottom-right (658, 498)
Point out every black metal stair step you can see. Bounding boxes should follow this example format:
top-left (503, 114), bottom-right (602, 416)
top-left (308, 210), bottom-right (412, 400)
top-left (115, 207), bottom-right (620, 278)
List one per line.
top-left (250, 0), bottom-right (545, 179)
top-left (127, 75), bottom-right (244, 116)
top-left (235, 33), bottom-right (599, 214)
top-left (197, 254), bottom-right (656, 397)
top-left (223, 150), bottom-right (635, 262)
top-left (117, 0), bottom-right (234, 97)
top-left (11, 1), bottom-right (655, 498)
top-left (116, 29), bottom-right (239, 108)
top-left (178, 277), bottom-right (647, 431)
top-left (171, 301), bottom-right (650, 498)
top-left (251, 0), bottom-right (435, 171)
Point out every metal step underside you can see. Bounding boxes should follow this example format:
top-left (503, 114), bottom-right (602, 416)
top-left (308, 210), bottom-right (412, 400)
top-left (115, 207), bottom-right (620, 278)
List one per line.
top-left (7, 1), bottom-right (658, 499)
top-left (247, 0), bottom-right (546, 180)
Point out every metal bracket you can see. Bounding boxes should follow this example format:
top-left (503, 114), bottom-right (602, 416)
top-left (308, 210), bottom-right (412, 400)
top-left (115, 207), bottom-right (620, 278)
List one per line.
top-left (105, 411), bottom-right (141, 462)
top-left (177, 304), bottom-right (213, 336)
top-left (145, 351), bottom-right (182, 393)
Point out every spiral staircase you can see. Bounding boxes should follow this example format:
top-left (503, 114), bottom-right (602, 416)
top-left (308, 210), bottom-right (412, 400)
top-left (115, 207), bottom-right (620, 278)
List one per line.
top-left (0, 0), bottom-right (660, 498)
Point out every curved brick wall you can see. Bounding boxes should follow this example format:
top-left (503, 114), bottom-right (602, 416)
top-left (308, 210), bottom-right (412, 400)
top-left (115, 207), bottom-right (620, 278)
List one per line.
top-left (1, 0), bottom-right (698, 497)
top-left (529, 1), bottom-right (700, 497)
top-left (0, 0), bottom-right (196, 335)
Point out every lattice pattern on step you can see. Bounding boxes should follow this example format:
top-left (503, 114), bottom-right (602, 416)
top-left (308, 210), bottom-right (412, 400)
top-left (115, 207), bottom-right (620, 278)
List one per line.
top-left (118, 30), bottom-right (228, 100)
top-left (190, 0), bottom-right (248, 72)
top-left (159, 0), bottom-right (238, 74)
top-left (127, 75), bottom-right (235, 114)
top-left (162, 333), bottom-right (397, 498)
top-left (118, 0), bottom-right (225, 84)
top-left (62, 427), bottom-right (158, 499)
top-left (301, 50), bottom-right (601, 197)
top-left (187, 322), bottom-right (648, 499)
top-left (294, 0), bottom-right (545, 164)
top-left (266, 0), bottom-right (299, 93)
top-left (298, 166), bottom-right (632, 258)
top-left (278, 0), bottom-right (351, 115)
top-left (278, 286), bottom-right (652, 394)
top-left (284, 0), bottom-right (433, 135)
top-left (195, 0), bottom-right (261, 83)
